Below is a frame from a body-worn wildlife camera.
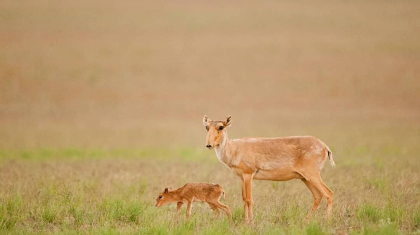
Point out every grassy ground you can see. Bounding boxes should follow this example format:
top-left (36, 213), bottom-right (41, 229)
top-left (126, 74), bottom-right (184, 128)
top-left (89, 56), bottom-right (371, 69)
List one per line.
top-left (1, 0), bottom-right (420, 234)
top-left (1, 127), bottom-right (419, 234)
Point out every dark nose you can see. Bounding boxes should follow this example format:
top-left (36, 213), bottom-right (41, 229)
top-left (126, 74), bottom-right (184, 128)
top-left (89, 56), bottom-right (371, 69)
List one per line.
top-left (206, 145), bottom-right (212, 149)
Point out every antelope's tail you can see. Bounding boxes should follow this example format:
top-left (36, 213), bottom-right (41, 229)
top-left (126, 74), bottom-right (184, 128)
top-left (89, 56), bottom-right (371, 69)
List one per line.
top-left (326, 146), bottom-right (336, 168)
top-left (222, 190), bottom-right (227, 200)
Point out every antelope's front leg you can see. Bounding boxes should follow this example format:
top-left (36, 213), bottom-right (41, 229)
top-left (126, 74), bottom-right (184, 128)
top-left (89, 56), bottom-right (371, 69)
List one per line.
top-left (243, 174), bottom-right (254, 224)
top-left (241, 177), bottom-right (249, 223)
top-left (186, 201), bottom-right (192, 219)
top-left (176, 202), bottom-right (183, 218)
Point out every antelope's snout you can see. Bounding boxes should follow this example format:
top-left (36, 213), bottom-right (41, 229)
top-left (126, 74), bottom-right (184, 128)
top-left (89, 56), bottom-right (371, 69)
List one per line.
top-left (206, 144), bottom-right (212, 149)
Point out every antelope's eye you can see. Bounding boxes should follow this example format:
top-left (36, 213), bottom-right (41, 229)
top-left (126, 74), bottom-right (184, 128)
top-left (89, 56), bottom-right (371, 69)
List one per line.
top-left (206, 126), bottom-right (209, 131)
top-left (218, 126), bottom-right (224, 130)
top-left (159, 195), bottom-right (162, 199)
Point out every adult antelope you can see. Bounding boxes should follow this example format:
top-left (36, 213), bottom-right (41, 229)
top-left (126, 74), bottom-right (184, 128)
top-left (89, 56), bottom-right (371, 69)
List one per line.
top-left (203, 115), bottom-right (335, 223)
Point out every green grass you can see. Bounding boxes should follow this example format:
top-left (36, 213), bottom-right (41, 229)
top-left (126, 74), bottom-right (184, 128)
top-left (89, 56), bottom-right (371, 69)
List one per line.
top-left (0, 142), bottom-right (418, 234)
top-left (356, 204), bottom-right (382, 222)
top-left (413, 211), bottom-right (420, 229)
top-left (0, 196), bottom-right (22, 231)
top-left (305, 222), bottom-right (323, 235)
top-left (0, 148), bottom-right (214, 163)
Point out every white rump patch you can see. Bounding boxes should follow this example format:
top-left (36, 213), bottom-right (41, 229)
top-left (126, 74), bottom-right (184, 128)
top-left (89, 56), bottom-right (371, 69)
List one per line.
top-left (317, 156), bottom-right (327, 170)
top-left (314, 146), bottom-right (323, 155)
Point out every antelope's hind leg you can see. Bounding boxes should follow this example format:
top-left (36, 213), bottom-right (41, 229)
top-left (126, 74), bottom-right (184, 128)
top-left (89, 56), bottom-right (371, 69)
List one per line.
top-left (216, 201), bottom-right (232, 222)
top-left (319, 180), bottom-right (334, 219)
top-left (301, 179), bottom-right (322, 222)
top-left (209, 203), bottom-right (220, 216)
top-left (298, 170), bottom-right (334, 220)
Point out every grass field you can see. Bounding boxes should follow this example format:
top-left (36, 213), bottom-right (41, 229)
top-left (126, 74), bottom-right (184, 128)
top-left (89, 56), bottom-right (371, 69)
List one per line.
top-left (1, 0), bottom-right (420, 234)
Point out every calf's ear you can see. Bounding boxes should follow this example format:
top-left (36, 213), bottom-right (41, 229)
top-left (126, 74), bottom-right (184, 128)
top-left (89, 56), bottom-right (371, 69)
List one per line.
top-left (164, 188), bottom-right (169, 194)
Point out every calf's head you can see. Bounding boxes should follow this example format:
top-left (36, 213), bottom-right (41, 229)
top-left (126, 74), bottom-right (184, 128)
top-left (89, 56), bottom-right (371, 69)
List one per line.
top-left (155, 188), bottom-right (172, 207)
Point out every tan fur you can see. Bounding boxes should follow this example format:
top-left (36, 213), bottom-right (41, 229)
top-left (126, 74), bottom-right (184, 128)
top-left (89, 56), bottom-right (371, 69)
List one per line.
top-left (155, 182), bottom-right (232, 221)
top-left (203, 115), bottom-right (335, 223)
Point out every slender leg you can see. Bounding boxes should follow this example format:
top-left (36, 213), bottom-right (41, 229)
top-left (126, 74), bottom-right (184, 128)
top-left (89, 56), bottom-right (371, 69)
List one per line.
top-left (311, 182), bottom-right (333, 219)
top-left (243, 174), bottom-right (254, 224)
top-left (320, 180), bottom-right (334, 219)
top-left (306, 175), bottom-right (334, 220)
top-left (300, 169), bottom-right (334, 220)
top-left (241, 177), bottom-right (248, 223)
top-left (215, 201), bottom-right (233, 222)
top-left (176, 202), bottom-right (184, 218)
top-left (209, 203), bottom-right (220, 216)
top-left (186, 201), bottom-right (192, 219)
top-left (302, 179), bottom-right (322, 222)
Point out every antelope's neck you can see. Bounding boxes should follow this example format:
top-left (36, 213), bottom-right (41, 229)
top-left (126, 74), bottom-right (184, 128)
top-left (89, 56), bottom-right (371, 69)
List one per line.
top-left (169, 190), bottom-right (182, 202)
top-left (214, 133), bottom-right (233, 167)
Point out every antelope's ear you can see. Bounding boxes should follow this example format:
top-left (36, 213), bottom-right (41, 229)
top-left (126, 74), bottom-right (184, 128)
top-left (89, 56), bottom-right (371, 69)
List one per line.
top-left (224, 116), bottom-right (232, 127)
top-left (164, 188), bottom-right (169, 194)
top-left (203, 115), bottom-right (211, 126)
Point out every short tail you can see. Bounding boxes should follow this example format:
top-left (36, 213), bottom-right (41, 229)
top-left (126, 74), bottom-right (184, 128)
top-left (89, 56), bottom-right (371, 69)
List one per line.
top-left (222, 190), bottom-right (227, 200)
top-left (327, 147), bottom-right (336, 168)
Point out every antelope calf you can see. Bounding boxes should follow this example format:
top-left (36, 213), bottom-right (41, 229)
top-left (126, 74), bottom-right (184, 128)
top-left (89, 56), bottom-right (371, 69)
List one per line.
top-left (155, 183), bottom-right (232, 221)
top-left (203, 115), bottom-right (336, 224)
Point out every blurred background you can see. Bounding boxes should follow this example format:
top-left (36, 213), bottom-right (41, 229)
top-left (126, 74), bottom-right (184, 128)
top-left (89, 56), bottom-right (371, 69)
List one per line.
top-left (1, 0), bottom-right (419, 149)
top-left (1, 1), bottom-right (420, 233)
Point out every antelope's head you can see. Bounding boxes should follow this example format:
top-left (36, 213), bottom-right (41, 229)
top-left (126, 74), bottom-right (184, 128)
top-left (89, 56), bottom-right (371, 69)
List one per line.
top-left (203, 115), bottom-right (232, 149)
top-left (155, 187), bottom-right (171, 207)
